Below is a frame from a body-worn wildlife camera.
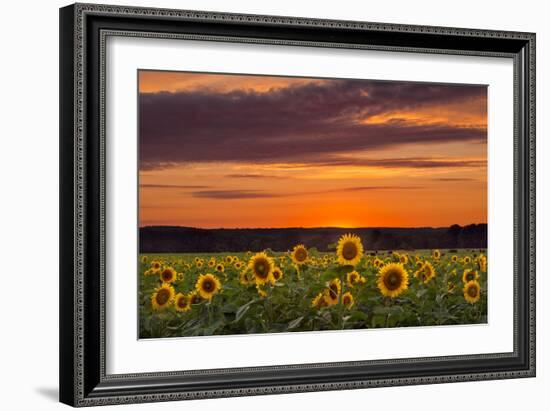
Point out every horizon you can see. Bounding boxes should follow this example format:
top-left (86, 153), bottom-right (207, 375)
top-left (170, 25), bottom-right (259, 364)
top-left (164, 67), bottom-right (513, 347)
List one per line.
top-left (139, 222), bottom-right (487, 230)
top-left (139, 71), bottom-right (487, 229)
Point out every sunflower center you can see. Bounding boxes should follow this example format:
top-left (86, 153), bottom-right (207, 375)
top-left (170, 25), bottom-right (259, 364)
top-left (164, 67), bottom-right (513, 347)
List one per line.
top-left (156, 288), bottom-right (170, 305)
top-left (295, 248), bottom-right (307, 262)
top-left (202, 279), bottom-right (214, 292)
top-left (468, 286), bottom-right (478, 297)
top-left (328, 289), bottom-right (338, 300)
top-left (466, 272), bottom-right (475, 281)
top-left (273, 270), bottom-right (281, 280)
top-left (383, 270), bottom-right (402, 291)
top-left (161, 270), bottom-right (172, 281)
top-left (177, 296), bottom-right (188, 308)
top-left (254, 259), bottom-right (269, 278)
top-left (343, 296), bottom-right (351, 305)
top-left (342, 242), bottom-right (358, 260)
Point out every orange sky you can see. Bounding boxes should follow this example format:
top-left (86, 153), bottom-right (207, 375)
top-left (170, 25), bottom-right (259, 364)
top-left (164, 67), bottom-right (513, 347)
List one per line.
top-left (138, 70), bottom-right (487, 229)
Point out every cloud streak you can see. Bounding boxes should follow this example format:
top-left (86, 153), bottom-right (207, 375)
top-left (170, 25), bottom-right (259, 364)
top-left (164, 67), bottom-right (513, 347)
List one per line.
top-left (191, 185), bottom-right (424, 200)
top-left (225, 173), bottom-right (291, 179)
top-left (140, 183), bottom-right (211, 189)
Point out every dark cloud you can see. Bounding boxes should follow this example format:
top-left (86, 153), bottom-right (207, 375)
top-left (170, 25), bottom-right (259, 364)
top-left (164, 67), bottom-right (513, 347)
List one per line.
top-left (316, 157), bottom-right (486, 169)
top-left (139, 78), bottom-right (486, 169)
top-left (225, 174), bottom-right (291, 179)
top-left (191, 185), bottom-right (423, 200)
top-left (192, 190), bottom-right (275, 199)
top-left (140, 183), bottom-right (211, 189)
top-left (432, 177), bottom-right (478, 182)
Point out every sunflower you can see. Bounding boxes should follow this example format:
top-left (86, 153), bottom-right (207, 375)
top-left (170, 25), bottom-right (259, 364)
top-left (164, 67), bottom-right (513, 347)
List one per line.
top-left (159, 266), bottom-right (177, 283)
top-left (377, 263), bottom-right (409, 298)
top-left (463, 256), bottom-right (472, 264)
top-left (399, 254), bottom-right (408, 265)
top-left (448, 282), bottom-right (456, 293)
top-left (141, 255), bottom-right (148, 264)
top-left (272, 267), bottom-right (283, 282)
top-left (234, 261), bottom-right (243, 270)
top-left (174, 292), bottom-right (192, 312)
top-left (151, 283), bottom-right (175, 310)
top-left (311, 292), bottom-right (328, 309)
top-left (323, 288), bottom-right (338, 306)
top-left (328, 278), bottom-right (341, 300)
top-left (177, 272), bottom-right (184, 281)
top-left (215, 263), bottom-right (225, 273)
top-left (416, 261), bottom-right (436, 284)
top-left (196, 261), bottom-right (204, 268)
top-left (433, 249), bottom-right (441, 259)
top-left (478, 255), bottom-right (487, 272)
top-left (346, 270), bottom-right (366, 287)
top-left (291, 244), bottom-right (309, 266)
top-left (239, 269), bottom-right (250, 285)
top-left (463, 280), bottom-right (481, 304)
top-left (195, 273), bottom-right (221, 300)
top-left (225, 255), bottom-right (233, 264)
top-left (208, 259), bottom-right (215, 268)
top-left (194, 257), bottom-right (200, 263)
top-left (189, 291), bottom-right (202, 305)
top-left (462, 269), bottom-right (479, 283)
top-left (256, 284), bottom-right (268, 298)
top-left (451, 255), bottom-right (458, 263)
top-left (342, 292), bottom-right (354, 309)
top-left (248, 252), bottom-right (275, 285)
top-left (336, 234), bottom-right (364, 266)
top-left (150, 260), bottom-right (162, 272)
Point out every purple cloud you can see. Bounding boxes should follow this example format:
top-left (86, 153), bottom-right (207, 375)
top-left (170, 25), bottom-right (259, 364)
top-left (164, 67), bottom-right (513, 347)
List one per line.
top-left (190, 185), bottom-right (424, 200)
top-left (139, 78), bottom-right (487, 170)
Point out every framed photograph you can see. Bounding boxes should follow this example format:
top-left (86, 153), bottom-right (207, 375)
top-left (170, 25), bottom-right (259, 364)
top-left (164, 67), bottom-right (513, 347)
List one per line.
top-left (59, 3), bottom-right (536, 407)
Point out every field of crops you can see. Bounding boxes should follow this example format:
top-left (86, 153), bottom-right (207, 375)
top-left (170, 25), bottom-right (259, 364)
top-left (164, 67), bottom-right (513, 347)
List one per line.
top-left (139, 234), bottom-right (487, 339)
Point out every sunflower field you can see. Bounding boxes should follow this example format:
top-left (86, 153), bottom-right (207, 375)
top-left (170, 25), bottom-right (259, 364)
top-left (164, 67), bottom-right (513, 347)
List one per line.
top-left (139, 234), bottom-right (487, 338)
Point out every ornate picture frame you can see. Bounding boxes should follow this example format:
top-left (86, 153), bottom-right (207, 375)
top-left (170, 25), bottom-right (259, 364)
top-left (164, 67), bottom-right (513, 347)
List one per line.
top-left (59, 3), bottom-right (535, 407)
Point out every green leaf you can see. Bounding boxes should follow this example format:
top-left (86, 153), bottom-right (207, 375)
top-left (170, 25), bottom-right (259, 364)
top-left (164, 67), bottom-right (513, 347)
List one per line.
top-left (235, 298), bottom-right (261, 322)
top-left (287, 316), bottom-right (304, 330)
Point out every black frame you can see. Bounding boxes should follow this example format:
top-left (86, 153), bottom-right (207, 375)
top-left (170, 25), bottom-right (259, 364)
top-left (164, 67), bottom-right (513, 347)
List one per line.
top-left (60, 3), bottom-right (536, 407)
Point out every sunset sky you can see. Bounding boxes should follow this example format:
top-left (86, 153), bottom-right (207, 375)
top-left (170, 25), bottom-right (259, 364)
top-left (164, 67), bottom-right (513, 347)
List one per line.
top-left (138, 70), bottom-right (487, 229)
